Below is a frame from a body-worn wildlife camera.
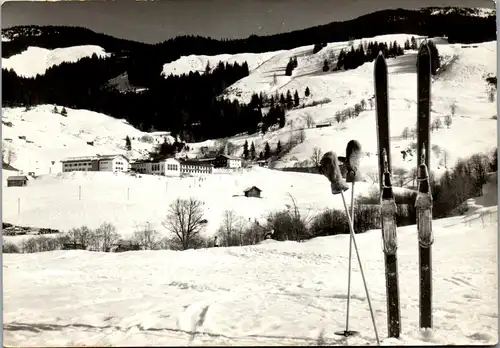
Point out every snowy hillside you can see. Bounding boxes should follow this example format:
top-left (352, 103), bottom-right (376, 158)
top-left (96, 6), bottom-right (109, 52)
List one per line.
top-left (2, 45), bottom-right (110, 78)
top-left (3, 197), bottom-right (497, 346)
top-left (1, 105), bottom-right (157, 176)
top-left (180, 34), bottom-right (496, 176)
top-left (161, 51), bottom-right (281, 77)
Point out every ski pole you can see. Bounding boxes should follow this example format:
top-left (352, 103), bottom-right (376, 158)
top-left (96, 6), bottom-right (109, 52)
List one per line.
top-left (320, 151), bottom-right (380, 345)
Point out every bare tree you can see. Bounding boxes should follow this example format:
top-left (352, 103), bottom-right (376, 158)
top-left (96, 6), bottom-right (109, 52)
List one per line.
top-left (488, 89), bottom-right (496, 103)
top-left (133, 222), bottom-right (161, 250)
top-left (450, 101), bottom-right (457, 116)
top-left (94, 222), bottom-right (120, 251)
top-left (311, 147), bottom-right (323, 168)
top-left (393, 167), bottom-right (409, 187)
top-left (360, 99), bottom-right (367, 110)
top-left (366, 172), bottom-right (379, 185)
top-left (4, 145), bottom-right (16, 165)
top-left (469, 154), bottom-right (490, 195)
top-left (431, 118), bottom-right (442, 131)
top-left (287, 193), bottom-right (312, 242)
top-left (368, 98), bottom-right (374, 110)
top-left (305, 115), bottom-right (315, 128)
top-left (444, 115), bottom-right (452, 129)
top-left (401, 127), bottom-right (410, 139)
top-left (297, 129), bottom-right (306, 143)
top-left (218, 210), bottom-right (241, 246)
top-left (163, 198), bottom-right (206, 250)
top-left (66, 226), bottom-right (93, 249)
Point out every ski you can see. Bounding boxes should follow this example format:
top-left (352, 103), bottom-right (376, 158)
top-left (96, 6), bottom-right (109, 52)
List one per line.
top-left (416, 41), bottom-right (434, 330)
top-left (374, 51), bottom-right (401, 339)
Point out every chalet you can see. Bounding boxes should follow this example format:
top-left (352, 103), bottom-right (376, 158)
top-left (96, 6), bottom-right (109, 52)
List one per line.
top-left (61, 154), bottom-right (129, 173)
top-left (244, 186), bottom-right (262, 198)
top-left (6, 175), bottom-right (28, 187)
top-left (215, 154), bottom-right (242, 169)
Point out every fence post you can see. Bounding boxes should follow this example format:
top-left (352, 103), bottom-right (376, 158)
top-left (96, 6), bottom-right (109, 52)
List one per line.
top-left (79, 185), bottom-right (81, 200)
top-left (18, 198), bottom-right (20, 215)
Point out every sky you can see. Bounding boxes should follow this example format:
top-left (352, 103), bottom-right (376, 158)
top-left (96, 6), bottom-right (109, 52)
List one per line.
top-left (1, 0), bottom-right (496, 44)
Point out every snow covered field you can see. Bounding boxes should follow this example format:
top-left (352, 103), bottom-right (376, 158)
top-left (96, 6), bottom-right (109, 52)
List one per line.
top-left (4, 199), bottom-right (497, 346)
top-left (2, 167), bottom-right (374, 239)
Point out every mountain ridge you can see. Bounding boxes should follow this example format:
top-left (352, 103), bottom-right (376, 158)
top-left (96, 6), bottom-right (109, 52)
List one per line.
top-left (2, 7), bottom-right (496, 60)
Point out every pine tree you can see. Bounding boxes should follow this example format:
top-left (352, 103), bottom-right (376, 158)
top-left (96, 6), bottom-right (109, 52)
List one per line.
top-left (276, 140), bottom-right (282, 154)
top-left (259, 151), bottom-right (264, 159)
top-left (323, 59), bottom-right (329, 72)
top-left (61, 107), bottom-right (68, 116)
top-left (264, 142), bottom-right (271, 158)
top-left (205, 61), bottom-right (211, 74)
top-left (404, 39), bottom-right (410, 50)
top-left (286, 90), bottom-right (293, 109)
top-left (280, 93), bottom-right (286, 105)
top-left (305, 86), bottom-right (310, 97)
top-left (250, 141), bottom-right (256, 159)
top-left (411, 36), bottom-right (417, 50)
top-left (53, 105), bottom-right (59, 113)
top-left (279, 110), bottom-right (286, 128)
top-left (293, 90), bottom-right (300, 107)
top-left (243, 140), bottom-right (249, 159)
top-left (125, 135), bottom-right (132, 151)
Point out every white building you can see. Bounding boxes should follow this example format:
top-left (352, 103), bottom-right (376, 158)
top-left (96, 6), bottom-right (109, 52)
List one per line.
top-left (61, 154), bottom-right (129, 173)
top-left (130, 157), bottom-right (212, 176)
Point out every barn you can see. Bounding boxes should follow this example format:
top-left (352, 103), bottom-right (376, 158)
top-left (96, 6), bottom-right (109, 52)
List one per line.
top-left (244, 186), bottom-right (262, 198)
top-left (6, 176), bottom-right (28, 187)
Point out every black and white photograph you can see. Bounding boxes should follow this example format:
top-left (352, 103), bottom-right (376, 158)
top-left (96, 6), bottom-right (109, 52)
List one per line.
top-left (1, 0), bottom-right (498, 345)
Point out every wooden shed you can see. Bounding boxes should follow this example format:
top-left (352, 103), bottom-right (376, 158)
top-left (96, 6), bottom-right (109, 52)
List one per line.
top-left (244, 186), bottom-right (262, 198)
top-left (7, 176), bottom-right (28, 187)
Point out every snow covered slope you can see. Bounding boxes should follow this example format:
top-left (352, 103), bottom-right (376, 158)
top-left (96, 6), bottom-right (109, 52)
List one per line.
top-left (179, 34), bottom-right (496, 177)
top-left (161, 51), bottom-right (280, 77)
top-left (2, 45), bottom-right (110, 78)
top-left (3, 204), bottom-right (497, 346)
top-left (1, 105), bottom-right (156, 176)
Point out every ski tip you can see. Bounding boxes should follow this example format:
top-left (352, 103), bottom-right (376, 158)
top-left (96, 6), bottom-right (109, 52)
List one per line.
top-left (374, 52), bottom-right (387, 72)
top-left (376, 51), bottom-right (386, 61)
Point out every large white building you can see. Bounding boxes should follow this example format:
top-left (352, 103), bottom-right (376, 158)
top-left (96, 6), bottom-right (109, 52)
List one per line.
top-left (61, 154), bottom-right (129, 173)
